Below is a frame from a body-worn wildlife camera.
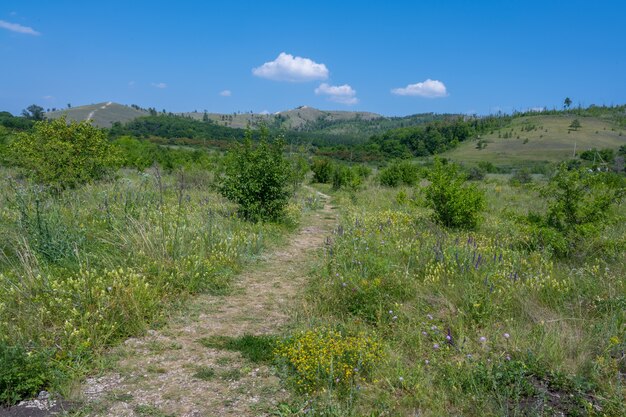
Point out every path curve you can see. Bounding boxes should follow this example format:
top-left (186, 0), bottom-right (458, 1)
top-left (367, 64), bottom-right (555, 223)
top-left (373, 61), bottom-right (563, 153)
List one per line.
top-left (80, 190), bottom-right (335, 417)
top-left (86, 101), bottom-right (113, 121)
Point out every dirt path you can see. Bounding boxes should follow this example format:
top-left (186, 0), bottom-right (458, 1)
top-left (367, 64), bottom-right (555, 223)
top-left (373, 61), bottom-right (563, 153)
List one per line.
top-left (79, 191), bottom-right (335, 417)
top-left (86, 101), bottom-right (113, 121)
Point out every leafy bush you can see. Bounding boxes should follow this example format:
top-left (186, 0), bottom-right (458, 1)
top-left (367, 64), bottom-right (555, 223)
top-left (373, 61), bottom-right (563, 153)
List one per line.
top-left (478, 161), bottom-right (498, 173)
top-left (467, 166), bottom-right (485, 181)
top-left (425, 159), bottom-right (485, 229)
top-left (353, 164), bottom-right (372, 179)
top-left (10, 117), bottom-right (119, 190)
top-left (219, 129), bottom-right (293, 222)
top-left (113, 135), bottom-right (212, 171)
top-left (525, 164), bottom-right (624, 256)
top-left (289, 155), bottom-right (309, 191)
top-left (0, 342), bottom-right (57, 406)
top-left (311, 157), bottom-right (334, 183)
top-left (509, 168), bottom-right (532, 185)
top-left (378, 161), bottom-right (419, 187)
top-left (332, 165), bottom-right (362, 191)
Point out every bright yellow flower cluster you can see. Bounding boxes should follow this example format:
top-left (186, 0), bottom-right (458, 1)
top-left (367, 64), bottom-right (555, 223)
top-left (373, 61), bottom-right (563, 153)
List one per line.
top-left (275, 328), bottom-right (384, 394)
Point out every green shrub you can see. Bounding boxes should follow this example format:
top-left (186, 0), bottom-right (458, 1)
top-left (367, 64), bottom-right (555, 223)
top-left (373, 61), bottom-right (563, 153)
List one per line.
top-left (332, 165), bottom-right (361, 191)
top-left (425, 159), bottom-right (485, 229)
top-left (290, 155), bottom-right (309, 191)
top-left (467, 166), bottom-right (485, 181)
top-left (509, 168), bottom-right (532, 185)
top-left (378, 161), bottom-right (419, 187)
top-left (311, 157), bottom-right (334, 183)
top-left (0, 342), bottom-right (57, 406)
top-left (219, 129), bottom-right (292, 222)
top-left (10, 117), bottom-right (119, 190)
top-left (353, 164), bottom-right (372, 179)
top-left (478, 161), bottom-right (498, 173)
top-left (112, 135), bottom-right (157, 170)
top-left (525, 164), bottom-right (624, 256)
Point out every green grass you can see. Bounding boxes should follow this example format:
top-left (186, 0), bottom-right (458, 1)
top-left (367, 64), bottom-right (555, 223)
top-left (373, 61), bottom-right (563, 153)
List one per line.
top-left (192, 366), bottom-right (216, 381)
top-left (46, 102), bottom-right (148, 128)
top-left (0, 166), bottom-right (293, 405)
top-left (133, 404), bottom-right (175, 417)
top-left (198, 334), bottom-right (276, 363)
top-left (445, 114), bottom-right (626, 168)
top-left (279, 175), bottom-right (626, 416)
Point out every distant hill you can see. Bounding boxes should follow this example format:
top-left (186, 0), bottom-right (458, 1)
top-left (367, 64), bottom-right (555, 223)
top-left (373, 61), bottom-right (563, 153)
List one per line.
top-left (46, 103), bottom-right (148, 128)
top-left (182, 106), bottom-right (382, 130)
top-left (444, 113), bottom-right (626, 168)
top-left (45, 103), bottom-right (444, 140)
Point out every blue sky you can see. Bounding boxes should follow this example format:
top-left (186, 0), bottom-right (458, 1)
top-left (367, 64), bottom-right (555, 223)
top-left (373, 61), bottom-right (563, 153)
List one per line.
top-left (1, 1), bottom-right (625, 116)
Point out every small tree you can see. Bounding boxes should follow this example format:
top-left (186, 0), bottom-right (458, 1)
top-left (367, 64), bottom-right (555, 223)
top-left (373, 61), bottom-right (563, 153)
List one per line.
top-left (10, 117), bottom-right (119, 190)
top-left (425, 159), bottom-right (485, 229)
top-left (526, 164), bottom-right (624, 257)
top-left (219, 128), bottom-right (292, 222)
top-left (21, 105), bottom-right (45, 121)
top-left (569, 119), bottom-right (581, 131)
top-left (563, 97), bottom-right (572, 109)
top-left (311, 158), bottom-right (334, 184)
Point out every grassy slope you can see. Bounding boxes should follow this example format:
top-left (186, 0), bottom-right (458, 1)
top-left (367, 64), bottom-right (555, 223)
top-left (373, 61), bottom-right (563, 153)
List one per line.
top-left (46, 103), bottom-right (149, 128)
top-left (445, 114), bottom-right (626, 167)
top-left (183, 106), bottom-right (382, 129)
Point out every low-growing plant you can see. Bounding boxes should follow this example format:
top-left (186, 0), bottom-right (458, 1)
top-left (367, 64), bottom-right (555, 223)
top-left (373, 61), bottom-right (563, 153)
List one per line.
top-left (275, 328), bottom-right (384, 395)
top-left (0, 342), bottom-right (58, 406)
top-left (198, 334), bottom-right (276, 363)
top-left (425, 159), bottom-right (485, 229)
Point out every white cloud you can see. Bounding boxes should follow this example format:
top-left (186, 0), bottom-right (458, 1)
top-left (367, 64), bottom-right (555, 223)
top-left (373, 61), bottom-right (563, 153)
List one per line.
top-left (151, 82), bottom-right (167, 89)
top-left (42, 95), bottom-right (54, 100)
top-left (259, 110), bottom-right (271, 115)
top-left (527, 106), bottom-right (545, 112)
top-left (391, 79), bottom-right (448, 98)
top-left (219, 89), bottom-right (232, 97)
top-left (253, 52), bottom-right (329, 82)
top-left (0, 20), bottom-right (40, 35)
top-left (314, 83), bottom-right (358, 105)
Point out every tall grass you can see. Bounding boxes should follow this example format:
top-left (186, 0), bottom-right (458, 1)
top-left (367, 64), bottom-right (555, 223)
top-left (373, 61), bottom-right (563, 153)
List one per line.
top-left (281, 178), bottom-right (625, 416)
top-left (0, 166), bottom-right (298, 403)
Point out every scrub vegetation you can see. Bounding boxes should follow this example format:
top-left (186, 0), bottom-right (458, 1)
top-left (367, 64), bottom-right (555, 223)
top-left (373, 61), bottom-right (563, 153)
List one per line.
top-left (0, 103), bottom-right (624, 416)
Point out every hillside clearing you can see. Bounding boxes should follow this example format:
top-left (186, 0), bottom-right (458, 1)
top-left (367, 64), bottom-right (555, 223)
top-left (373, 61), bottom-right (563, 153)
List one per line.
top-left (445, 114), bottom-right (626, 167)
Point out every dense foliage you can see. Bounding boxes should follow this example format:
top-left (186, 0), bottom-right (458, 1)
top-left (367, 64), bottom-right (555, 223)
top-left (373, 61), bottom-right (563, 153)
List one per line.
top-left (113, 135), bottom-right (212, 171)
top-left (368, 116), bottom-right (510, 159)
top-left (219, 129), bottom-right (293, 222)
top-left (109, 114), bottom-right (246, 142)
top-left (378, 161), bottom-right (420, 187)
top-left (425, 159), bottom-right (485, 229)
top-left (0, 111), bottom-right (34, 130)
top-left (10, 117), bottom-right (119, 190)
top-left (526, 164), bottom-right (625, 256)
